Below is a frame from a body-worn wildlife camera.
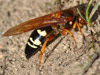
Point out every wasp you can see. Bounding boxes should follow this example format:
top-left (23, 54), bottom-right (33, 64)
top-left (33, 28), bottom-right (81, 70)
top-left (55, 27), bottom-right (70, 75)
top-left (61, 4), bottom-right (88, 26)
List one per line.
top-left (3, 5), bottom-right (86, 68)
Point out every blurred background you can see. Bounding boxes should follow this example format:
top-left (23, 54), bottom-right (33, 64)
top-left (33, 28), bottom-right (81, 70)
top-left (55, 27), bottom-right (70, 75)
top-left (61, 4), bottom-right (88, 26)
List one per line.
top-left (0, 0), bottom-right (100, 75)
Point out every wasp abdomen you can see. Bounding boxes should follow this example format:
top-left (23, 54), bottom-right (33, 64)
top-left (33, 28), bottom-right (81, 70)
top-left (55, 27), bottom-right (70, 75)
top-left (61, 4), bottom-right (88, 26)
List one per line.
top-left (25, 26), bottom-right (53, 59)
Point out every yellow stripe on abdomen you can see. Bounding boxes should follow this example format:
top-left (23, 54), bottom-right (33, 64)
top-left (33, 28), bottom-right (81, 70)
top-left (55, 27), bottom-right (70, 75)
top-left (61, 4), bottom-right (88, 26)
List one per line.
top-left (30, 37), bottom-right (41, 45)
top-left (27, 42), bottom-right (37, 48)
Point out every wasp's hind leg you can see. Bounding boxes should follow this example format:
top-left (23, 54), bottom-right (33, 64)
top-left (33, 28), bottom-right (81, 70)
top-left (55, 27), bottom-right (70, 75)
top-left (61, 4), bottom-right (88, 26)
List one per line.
top-left (38, 35), bottom-right (55, 68)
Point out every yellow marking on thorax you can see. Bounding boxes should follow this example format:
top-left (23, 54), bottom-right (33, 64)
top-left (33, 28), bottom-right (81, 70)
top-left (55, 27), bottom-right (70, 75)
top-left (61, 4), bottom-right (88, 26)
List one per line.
top-left (37, 29), bottom-right (47, 36)
top-left (69, 21), bottom-right (72, 25)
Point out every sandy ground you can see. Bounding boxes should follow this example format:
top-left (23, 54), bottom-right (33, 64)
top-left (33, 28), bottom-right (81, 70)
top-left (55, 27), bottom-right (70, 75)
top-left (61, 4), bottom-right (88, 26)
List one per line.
top-left (0, 0), bottom-right (100, 75)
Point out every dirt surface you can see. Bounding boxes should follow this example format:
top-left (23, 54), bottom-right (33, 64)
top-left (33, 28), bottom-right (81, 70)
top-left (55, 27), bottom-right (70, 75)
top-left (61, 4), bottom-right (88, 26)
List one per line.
top-left (0, 0), bottom-right (100, 75)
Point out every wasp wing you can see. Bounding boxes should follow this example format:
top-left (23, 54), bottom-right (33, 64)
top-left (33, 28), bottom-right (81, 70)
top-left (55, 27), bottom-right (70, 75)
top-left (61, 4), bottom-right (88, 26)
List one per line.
top-left (3, 12), bottom-right (65, 36)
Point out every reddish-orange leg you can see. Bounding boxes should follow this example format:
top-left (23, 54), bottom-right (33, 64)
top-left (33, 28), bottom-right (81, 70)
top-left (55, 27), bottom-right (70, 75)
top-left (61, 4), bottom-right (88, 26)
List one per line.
top-left (38, 35), bottom-right (55, 68)
top-left (73, 21), bottom-right (83, 35)
top-left (61, 21), bottom-right (83, 49)
top-left (62, 28), bottom-right (77, 49)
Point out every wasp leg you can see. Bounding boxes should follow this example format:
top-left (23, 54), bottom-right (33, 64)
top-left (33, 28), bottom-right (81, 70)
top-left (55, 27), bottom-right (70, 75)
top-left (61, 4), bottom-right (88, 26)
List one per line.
top-left (73, 21), bottom-right (83, 35)
top-left (73, 21), bottom-right (77, 29)
top-left (75, 22), bottom-right (83, 35)
top-left (38, 35), bottom-right (55, 68)
top-left (61, 29), bottom-right (77, 49)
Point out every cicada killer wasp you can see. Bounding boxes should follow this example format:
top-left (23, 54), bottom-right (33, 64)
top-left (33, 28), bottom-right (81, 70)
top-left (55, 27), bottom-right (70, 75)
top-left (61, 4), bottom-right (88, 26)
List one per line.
top-left (3, 5), bottom-right (86, 68)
